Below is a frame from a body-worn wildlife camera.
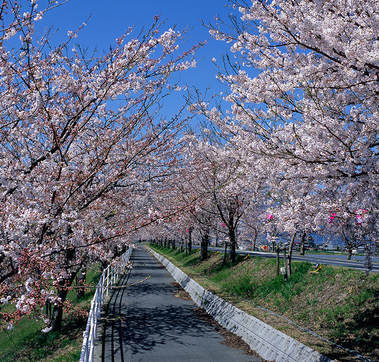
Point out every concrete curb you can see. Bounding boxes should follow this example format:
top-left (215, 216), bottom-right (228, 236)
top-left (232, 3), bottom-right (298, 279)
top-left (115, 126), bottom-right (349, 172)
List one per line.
top-left (148, 248), bottom-right (333, 362)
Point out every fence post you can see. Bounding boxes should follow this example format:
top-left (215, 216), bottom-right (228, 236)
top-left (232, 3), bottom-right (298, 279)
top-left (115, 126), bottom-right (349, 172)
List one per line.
top-left (106, 267), bottom-right (110, 296)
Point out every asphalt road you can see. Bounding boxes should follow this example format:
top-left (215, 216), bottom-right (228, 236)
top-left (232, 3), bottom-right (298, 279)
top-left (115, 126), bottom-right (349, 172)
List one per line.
top-left (191, 245), bottom-right (379, 273)
top-left (99, 246), bottom-right (261, 362)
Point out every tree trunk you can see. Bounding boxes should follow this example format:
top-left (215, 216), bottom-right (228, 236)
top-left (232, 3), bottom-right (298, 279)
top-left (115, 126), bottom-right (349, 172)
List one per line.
top-left (187, 228), bottom-right (192, 254)
top-left (283, 247), bottom-right (288, 281)
top-left (50, 264), bottom-right (79, 331)
top-left (228, 228), bottom-right (236, 263)
top-left (287, 232), bottom-right (297, 277)
top-left (252, 228), bottom-right (257, 251)
top-left (299, 231), bottom-right (306, 255)
top-left (51, 279), bottom-right (69, 331)
top-left (201, 233), bottom-right (209, 261)
top-left (76, 267), bottom-right (86, 299)
top-left (276, 245), bottom-right (280, 276)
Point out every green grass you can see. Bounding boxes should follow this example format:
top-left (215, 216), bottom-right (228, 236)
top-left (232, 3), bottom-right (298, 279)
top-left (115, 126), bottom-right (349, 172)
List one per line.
top-left (0, 264), bottom-right (101, 362)
top-left (149, 243), bottom-right (379, 361)
top-left (50, 350), bottom-right (82, 362)
top-left (151, 246), bottom-right (201, 267)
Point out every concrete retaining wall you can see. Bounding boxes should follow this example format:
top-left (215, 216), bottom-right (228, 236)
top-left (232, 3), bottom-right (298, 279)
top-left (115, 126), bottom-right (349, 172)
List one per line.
top-left (149, 248), bottom-right (333, 362)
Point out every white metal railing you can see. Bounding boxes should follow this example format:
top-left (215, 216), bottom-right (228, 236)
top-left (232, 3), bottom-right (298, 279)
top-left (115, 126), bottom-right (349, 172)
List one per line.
top-left (80, 248), bottom-right (132, 362)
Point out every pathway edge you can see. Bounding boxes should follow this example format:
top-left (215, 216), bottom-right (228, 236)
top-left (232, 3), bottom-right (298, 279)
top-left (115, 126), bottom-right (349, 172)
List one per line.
top-left (148, 247), bottom-right (333, 362)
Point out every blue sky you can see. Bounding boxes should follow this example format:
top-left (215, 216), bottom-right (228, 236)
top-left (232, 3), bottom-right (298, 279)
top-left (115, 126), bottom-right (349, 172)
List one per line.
top-left (37, 0), bottom-right (236, 123)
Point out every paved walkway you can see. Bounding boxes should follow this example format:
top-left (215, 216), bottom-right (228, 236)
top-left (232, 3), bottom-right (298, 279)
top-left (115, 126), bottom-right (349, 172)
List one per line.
top-left (98, 246), bottom-right (261, 362)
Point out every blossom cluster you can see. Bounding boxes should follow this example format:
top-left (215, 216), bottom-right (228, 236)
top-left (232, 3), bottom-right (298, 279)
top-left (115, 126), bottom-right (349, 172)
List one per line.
top-left (0, 0), bottom-right (201, 331)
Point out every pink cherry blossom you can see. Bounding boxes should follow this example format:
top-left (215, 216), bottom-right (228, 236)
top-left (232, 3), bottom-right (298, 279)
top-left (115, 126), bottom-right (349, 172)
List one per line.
top-left (0, 0), bottom-right (202, 331)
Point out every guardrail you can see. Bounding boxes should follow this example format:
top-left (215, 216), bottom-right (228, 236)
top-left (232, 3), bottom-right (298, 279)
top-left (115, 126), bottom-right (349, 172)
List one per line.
top-left (80, 248), bottom-right (132, 362)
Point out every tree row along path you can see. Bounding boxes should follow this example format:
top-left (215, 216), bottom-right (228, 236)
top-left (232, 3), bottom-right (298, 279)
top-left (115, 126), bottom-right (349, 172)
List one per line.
top-left (98, 245), bottom-right (261, 362)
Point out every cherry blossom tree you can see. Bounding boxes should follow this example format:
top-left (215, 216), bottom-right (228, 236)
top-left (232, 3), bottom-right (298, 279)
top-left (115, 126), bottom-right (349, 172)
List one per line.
top-left (200, 0), bottom-right (379, 252)
top-left (157, 137), bottom-right (217, 260)
top-left (0, 0), bottom-right (202, 331)
top-left (178, 132), bottom-right (251, 262)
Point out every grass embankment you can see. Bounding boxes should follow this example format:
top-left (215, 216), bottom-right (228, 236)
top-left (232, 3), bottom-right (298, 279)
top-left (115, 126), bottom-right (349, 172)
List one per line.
top-left (0, 266), bottom-right (101, 362)
top-left (149, 244), bottom-right (379, 362)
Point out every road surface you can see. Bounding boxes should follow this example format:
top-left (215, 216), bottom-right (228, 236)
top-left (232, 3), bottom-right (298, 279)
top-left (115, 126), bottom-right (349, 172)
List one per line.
top-left (191, 245), bottom-right (379, 273)
top-left (99, 246), bottom-right (261, 362)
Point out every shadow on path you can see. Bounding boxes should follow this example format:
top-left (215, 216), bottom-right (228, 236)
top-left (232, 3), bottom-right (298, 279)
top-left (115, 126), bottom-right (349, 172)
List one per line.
top-left (100, 246), bottom-right (261, 362)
